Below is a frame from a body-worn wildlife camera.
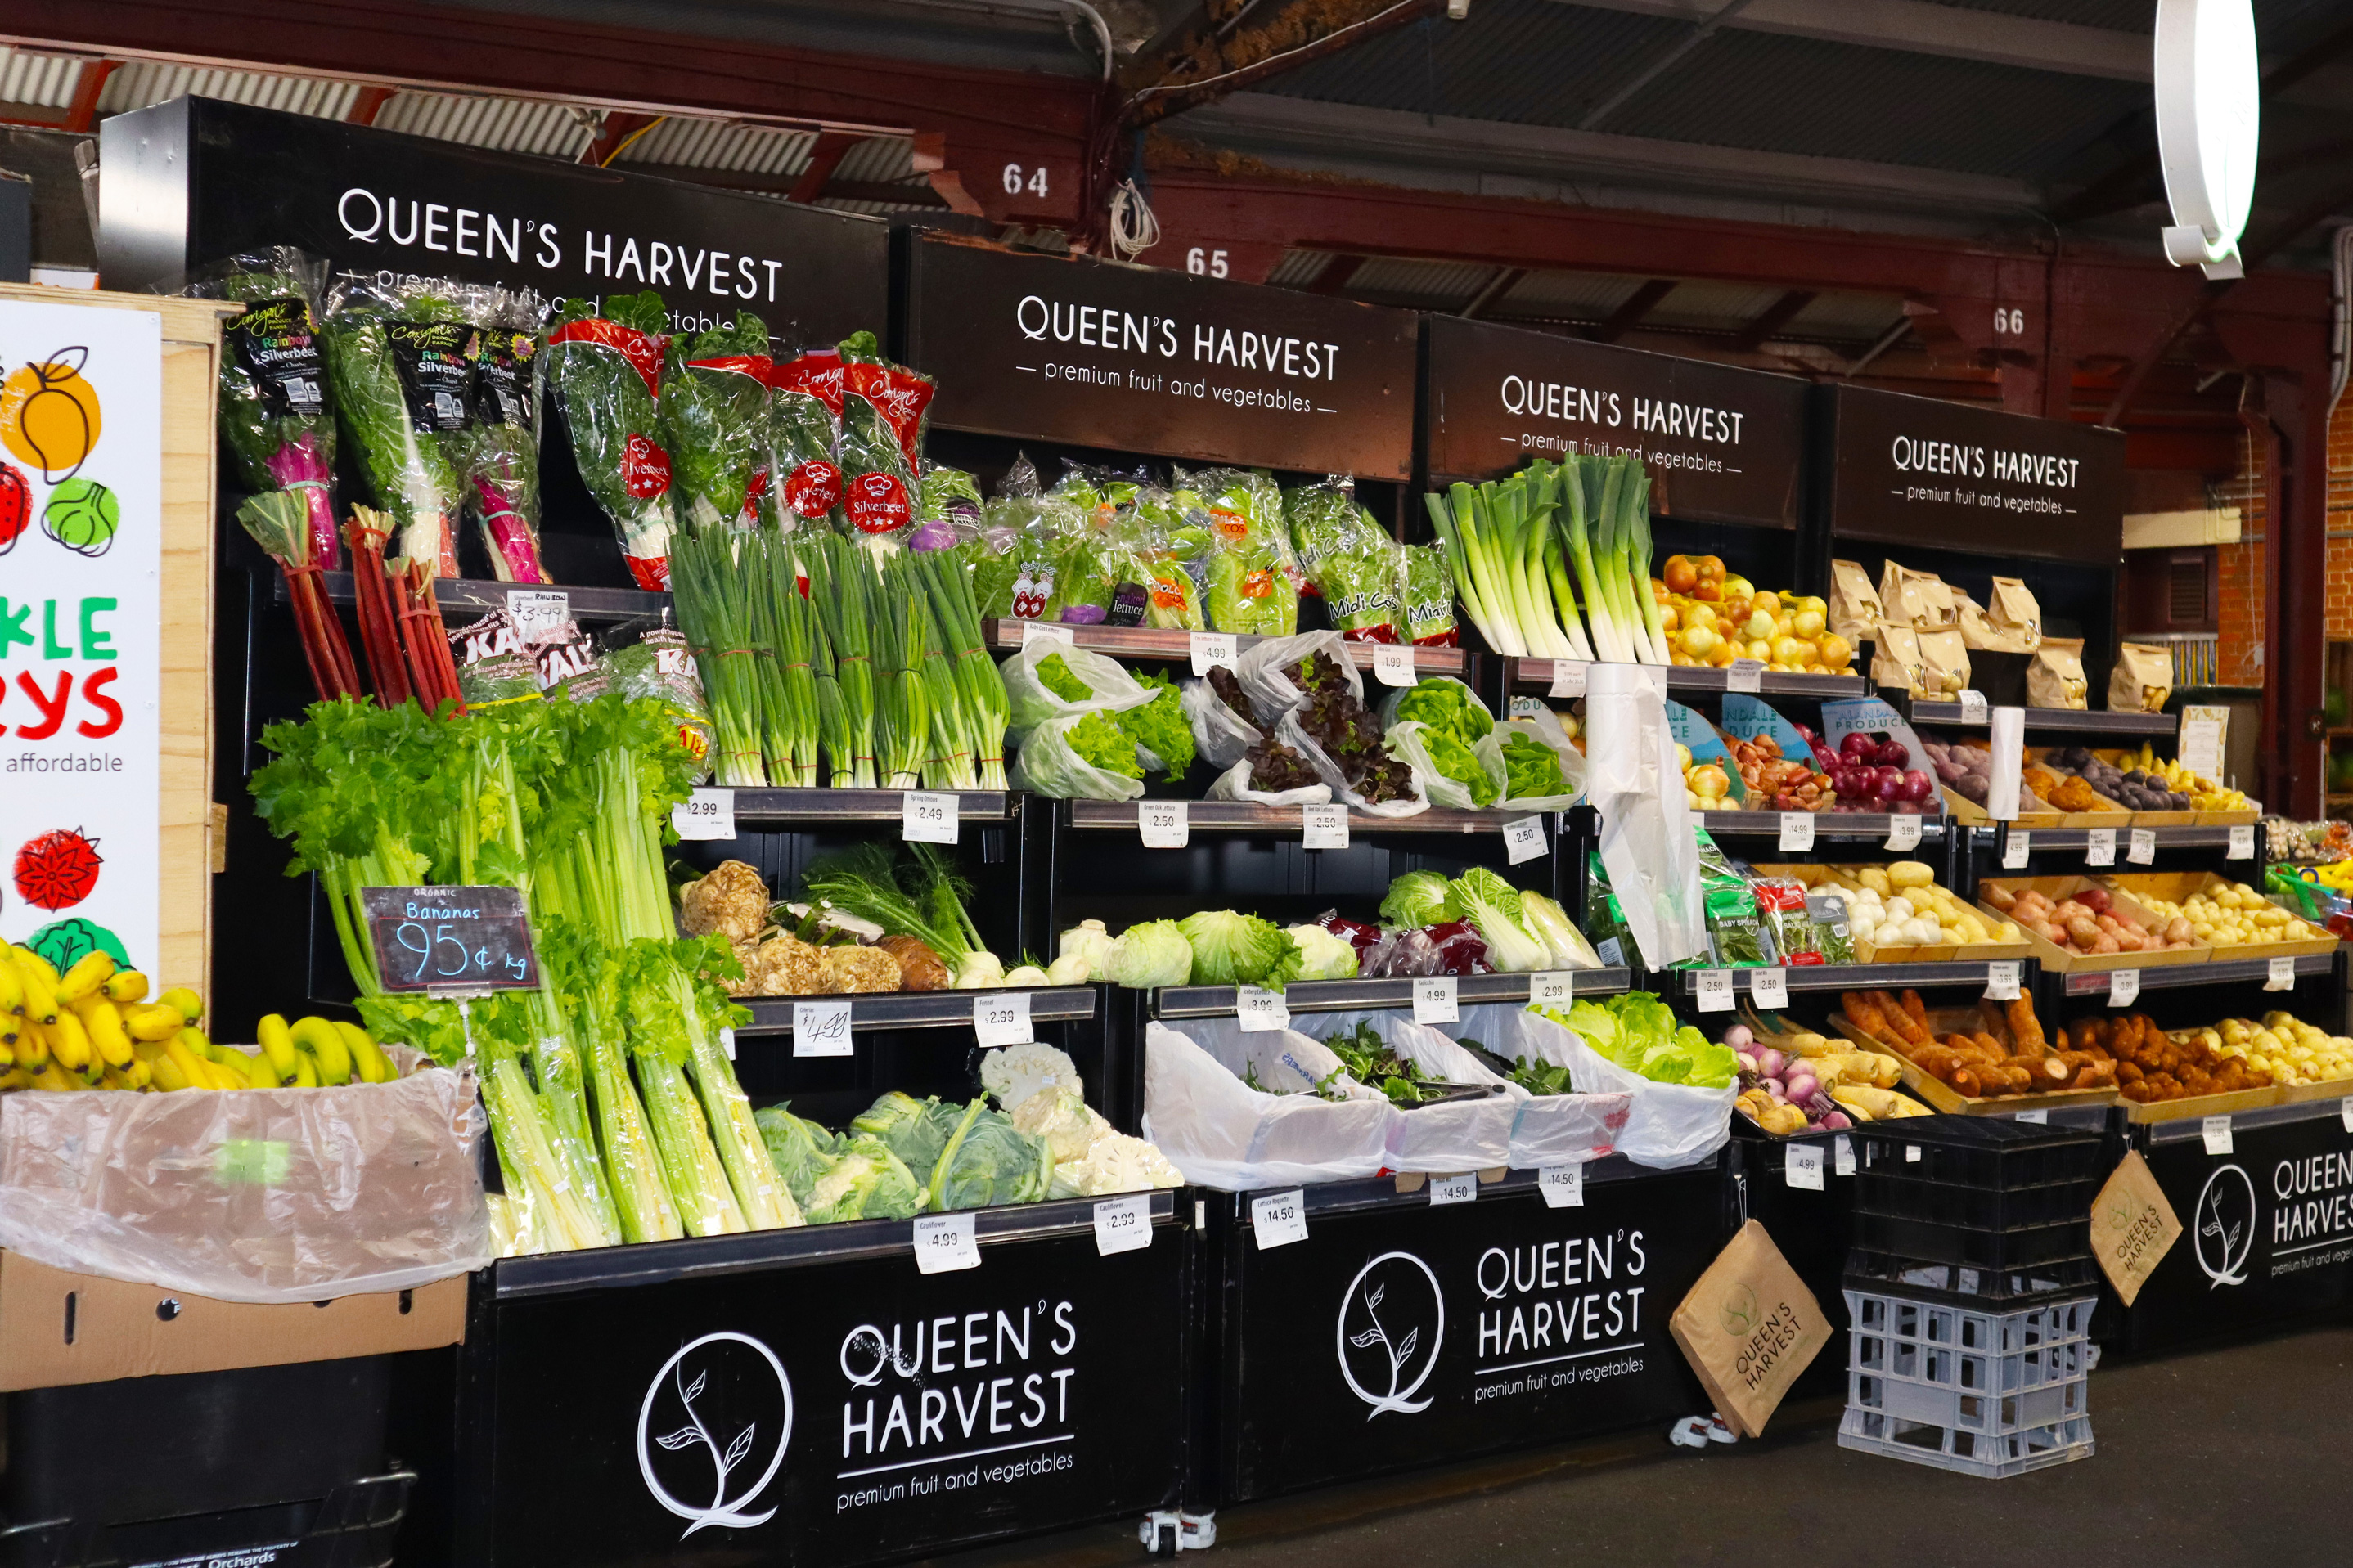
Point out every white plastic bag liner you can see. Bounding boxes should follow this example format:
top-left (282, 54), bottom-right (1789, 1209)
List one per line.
top-left (1208, 756), bottom-right (1332, 806)
top-left (1586, 664), bottom-right (1703, 967)
top-left (1001, 637), bottom-right (1156, 742)
top-left (1275, 708), bottom-right (1431, 819)
top-left (1374, 674), bottom-right (1491, 735)
top-left (1182, 675), bottom-right (1262, 769)
top-left (0, 1065), bottom-right (491, 1304)
top-left (1143, 1021), bottom-right (1392, 1191)
top-left (1292, 1009), bottom-right (1513, 1171)
top-left (1385, 719), bottom-right (1499, 811)
top-left (1482, 713), bottom-right (1586, 811)
top-left (1239, 628), bottom-right (1361, 726)
top-left (1010, 711), bottom-right (1148, 801)
top-left (1521, 1007), bottom-right (1730, 1170)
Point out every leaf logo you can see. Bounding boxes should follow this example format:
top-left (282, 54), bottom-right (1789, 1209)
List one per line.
top-left (1335, 1251), bottom-right (1445, 1420)
top-left (2191, 1164), bottom-right (2256, 1289)
top-left (1718, 1283), bottom-right (1761, 1338)
top-left (637, 1332), bottom-right (794, 1539)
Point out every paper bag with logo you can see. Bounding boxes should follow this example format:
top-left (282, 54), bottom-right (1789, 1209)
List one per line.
top-left (1869, 619), bottom-right (1926, 696)
top-left (2028, 636), bottom-right (2089, 709)
top-left (1829, 559), bottom-right (1884, 645)
top-left (2092, 1149), bottom-right (2181, 1307)
top-left (2109, 641), bottom-right (2175, 714)
top-left (1910, 573), bottom-right (1958, 631)
top-left (1669, 1219), bottom-right (1828, 1438)
top-left (1917, 627), bottom-right (1970, 698)
top-left (1989, 577), bottom-right (2043, 651)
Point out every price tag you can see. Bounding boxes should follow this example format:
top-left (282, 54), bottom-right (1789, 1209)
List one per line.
top-left (973, 991), bottom-right (1033, 1048)
top-left (1509, 695), bottom-right (1547, 719)
top-left (1538, 1163), bottom-right (1586, 1208)
top-left (1884, 813), bottom-right (1922, 852)
top-left (720, 1025), bottom-right (736, 1062)
top-left (1372, 644), bottom-right (1416, 688)
top-left (1236, 986), bottom-right (1291, 1032)
top-left (1190, 631), bottom-right (1238, 676)
top-left (1532, 971), bottom-right (1576, 1005)
top-left (1833, 1135), bottom-right (1856, 1177)
top-left (2266, 955), bottom-right (2297, 992)
top-left (2202, 1115), bottom-right (2234, 1157)
top-left (1302, 803), bottom-right (1349, 851)
top-left (1020, 618), bottom-right (1074, 649)
top-left (1139, 800), bottom-right (1189, 849)
top-left (2341, 1097), bottom-right (2352, 1134)
top-left (1504, 815), bottom-right (1549, 864)
top-left (1092, 1193), bottom-right (1152, 1256)
top-left (670, 788), bottom-right (736, 842)
top-left (792, 998), bottom-right (853, 1058)
top-left (1695, 969), bottom-right (1734, 1013)
top-left (1958, 690), bottom-right (1989, 724)
top-left (1984, 961), bottom-right (2022, 1002)
top-left (902, 790), bottom-right (961, 845)
top-left (2228, 824), bottom-right (2256, 860)
top-left (2108, 968), bottom-right (2140, 1008)
top-left (362, 885), bottom-right (541, 995)
top-left (1428, 1173), bottom-right (1477, 1206)
top-left (1250, 1189), bottom-right (1307, 1249)
top-left (1784, 1143), bottom-right (1824, 1191)
top-left (1905, 1144), bottom-right (1922, 1163)
top-left (2013, 1109), bottom-right (2048, 1125)
top-left (2084, 828), bottom-right (2115, 867)
top-left (2127, 829), bottom-right (2157, 865)
top-left (1777, 812), bottom-right (1815, 852)
top-left (1726, 658), bottom-right (1764, 694)
top-left (913, 1211), bottom-right (980, 1274)
top-left (1751, 968), bottom-right (1789, 1010)
top-left (1413, 976), bottom-right (1459, 1025)
top-left (2004, 830), bottom-right (2032, 869)
top-left (506, 588), bottom-right (570, 642)
top-left (1548, 659), bottom-right (1588, 699)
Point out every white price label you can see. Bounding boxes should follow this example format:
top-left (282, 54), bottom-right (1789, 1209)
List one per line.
top-left (1532, 970), bottom-right (1576, 1005)
top-left (913, 1211), bottom-right (980, 1274)
top-left (1777, 812), bottom-right (1815, 852)
top-left (1984, 961), bottom-right (2022, 1002)
top-left (2266, 955), bottom-right (2297, 992)
top-left (1372, 644), bottom-right (1417, 688)
top-left (973, 991), bottom-right (1033, 1048)
top-left (1302, 803), bottom-right (1349, 851)
top-left (2013, 1109), bottom-right (2048, 1125)
top-left (2128, 829), bottom-right (2157, 865)
top-left (1139, 800), bottom-right (1189, 848)
top-left (1428, 1173), bottom-right (1478, 1206)
top-left (1538, 1163), bottom-right (1586, 1208)
top-left (506, 588), bottom-right (570, 641)
top-left (1190, 631), bottom-right (1238, 676)
top-left (1504, 815), bottom-right (1549, 864)
top-left (671, 788), bottom-right (736, 842)
top-left (1413, 976), bottom-right (1460, 1025)
top-left (1250, 1189), bottom-right (1307, 1249)
top-left (1695, 969), bottom-right (1734, 1013)
top-left (2084, 828), bottom-right (2115, 867)
top-left (1548, 659), bottom-right (1588, 699)
top-left (1784, 1143), bottom-right (1824, 1191)
top-left (1726, 658), bottom-right (1764, 694)
top-left (1092, 1194), bottom-right (1152, 1256)
top-left (1884, 813), bottom-right (1922, 852)
top-left (2341, 1097), bottom-right (2353, 1134)
top-left (2004, 830), bottom-right (2032, 869)
top-left (2228, 824), bottom-right (2256, 860)
top-left (1020, 618), bottom-right (1074, 649)
top-left (2202, 1115), bottom-right (2234, 1157)
top-left (792, 999), bottom-right (853, 1058)
top-left (1958, 690), bottom-right (1989, 724)
top-left (902, 790), bottom-right (961, 845)
top-left (1833, 1134), bottom-right (1856, 1177)
top-left (2108, 968), bottom-right (2140, 1008)
top-left (1905, 1144), bottom-right (1922, 1163)
top-left (1236, 986), bottom-right (1291, 1032)
top-left (720, 1025), bottom-right (736, 1062)
top-left (1751, 968), bottom-right (1789, 1010)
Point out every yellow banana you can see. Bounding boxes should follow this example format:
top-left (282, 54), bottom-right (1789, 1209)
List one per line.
top-left (123, 1057), bottom-right (151, 1090)
top-left (210, 1049), bottom-right (257, 1088)
top-left (292, 1052), bottom-right (320, 1089)
top-left (32, 1059), bottom-right (78, 1092)
top-left (0, 1011), bottom-right (16, 1052)
top-left (0, 955), bottom-right (23, 1018)
top-left (73, 997), bottom-right (133, 1068)
top-left (97, 1065), bottom-right (128, 1091)
top-left (176, 1024), bottom-right (211, 1054)
top-left (158, 987), bottom-right (204, 1026)
top-left (11, 946), bottom-right (57, 985)
top-left (12, 1016), bottom-right (48, 1072)
top-left (102, 969), bottom-right (149, 1004)
top-left (0, 1067), bottom-right (31, 1091)
top-left (125, 1004), bottom-right (185, 1042)
top-left (147, 1045), bottom-right (191, 1091)
top-left (162, 1036), bottom-right (214, 1090)
top-left (43, 1011), bottom-right (91, 1074)
top-left (336, 1022), bottom-right (395, 1085)
top-left (256, 1014), bottom-right (299, 1080)
top-left (292, 1016), bottom-right (353, 1085)
top-left (54, 951), bottom-right (116, 1007)
top-left (242, 1046), bottom-right (283, 1089)
top-left (11, 951), bottom-right (60, 1027)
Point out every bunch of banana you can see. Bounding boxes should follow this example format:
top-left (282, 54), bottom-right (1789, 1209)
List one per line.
top-left (2126, 744), bottom-right (2252, 812)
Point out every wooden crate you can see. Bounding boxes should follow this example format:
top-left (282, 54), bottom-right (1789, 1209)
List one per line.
top-left (2094, 870), bottom-right (2340, 959)
top-left (1828, 1005), bottom-right (2119, 1117)
top-left (1748, 863), bottom-right (2031, 964)
top-left (1976, 875), bottom-right (2214, 972)
top-left (2119, 1083), bottom-right (2288, 1124)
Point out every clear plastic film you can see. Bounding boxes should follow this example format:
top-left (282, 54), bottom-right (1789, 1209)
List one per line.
top-left (1178, 465), bottom-right (1298, 636)
top-left (461, 285), bottom-right (550, 583)
top-left (186, 246), bottom-right (341, 569)
top-left (547, 293), bottom-right (674, 589)
top-left (763, 347), bottom-right (846, 532)
top-left (322, 272), bottom-right (475, 577)
top-left (659, 311), bottom-right (773, 530)
top-left (1009, 710), bottom-right (1149, 802)
top-left (1283, 477), bottom-right (1401, 640)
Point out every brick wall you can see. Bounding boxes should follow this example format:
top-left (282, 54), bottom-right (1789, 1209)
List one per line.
top-left (2211, 394), bottom-right (2353, 685)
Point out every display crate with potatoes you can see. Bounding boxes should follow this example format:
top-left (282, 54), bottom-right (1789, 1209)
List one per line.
top-left (1975, 878), bottom-right (2208, 971)
top-left (1830, 986), bottom-right (2117, 1116)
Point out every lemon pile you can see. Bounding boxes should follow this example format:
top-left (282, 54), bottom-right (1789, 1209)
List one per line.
top-left (2207, 1014), bottom-right (2353, 1087)
top-left (2137, 882), bottom-right (2319, 947)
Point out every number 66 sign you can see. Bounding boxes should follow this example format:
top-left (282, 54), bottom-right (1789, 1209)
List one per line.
top-left (362, 885), bottom-right (542, 993)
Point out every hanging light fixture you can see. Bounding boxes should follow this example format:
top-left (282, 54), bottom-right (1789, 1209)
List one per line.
top-left (2153, 0), bottom-right (2261, 279)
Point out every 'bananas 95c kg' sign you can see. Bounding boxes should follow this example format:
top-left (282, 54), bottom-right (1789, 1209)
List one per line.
top-left (457, 1198), bottom-right (1185, 1567)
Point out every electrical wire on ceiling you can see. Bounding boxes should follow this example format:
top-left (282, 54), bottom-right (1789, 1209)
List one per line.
top-left (1107, 177), bottom-right (1161, 259)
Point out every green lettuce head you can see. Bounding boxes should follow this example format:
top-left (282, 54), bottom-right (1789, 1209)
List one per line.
top-left (1379, 869), bottom-right (1451, 928)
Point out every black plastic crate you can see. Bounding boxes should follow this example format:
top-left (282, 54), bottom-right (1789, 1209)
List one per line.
top-left (1855, 1208), bottom-right (2090, 1270)
top-left (1849, 1116), bottom-right (2104, 1192)
top-left (0, 1471), bottom-right (411, 1568)
top-left (1852, 1170), bottom-right (2102, 1230)
top-left (1847, 1250), bottom-right (2103, 1308)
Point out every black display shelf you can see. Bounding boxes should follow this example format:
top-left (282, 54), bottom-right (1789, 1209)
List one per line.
top-left (287, 571), bottom-right (669, 623)
top-left (1910, 700), bottom-right (2178, 737)
top-left (1665, 959), bottom-right (2018, 994)
top-left (2057, 954), bottom-right (2337, 998)
top-left (735, 986), bottom-right (1098, 1035)
top-left (1063, 800), bottom-right (1554, 835)
top-left (1150, 969), bottom-right (1633, 1019)
top-left (1690, 810), bottom-right (1946, 842)
top-left (2004, 824), bottom-right (2253, 855)
top-left (1505, 657), bottom-right (1867, 699)
top-left (984, 619), bottom-right (1467, 677)
top-left (726, 788), bottom-right (1013, 824)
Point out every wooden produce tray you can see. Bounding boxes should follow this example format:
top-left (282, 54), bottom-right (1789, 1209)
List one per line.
top-left (1747, 863), bottom-right (2031, 966)
top-left (2022, 749), bottom-right (2134, 828)
top-left (1977, 875), bottom-right (2213, 973)
top-left (1941, 784), bottom-right (2062, 830)
top-left (2094, 870), bottom-right (2340, 959)
top-left (1828, 1009), bottom-right (2118, 1118)
top-left (2197, 806), bottom-right (2261, 826)
top-left (2277, 1076), bottom-right (2353, 1108)
top-left (2118, 1082), bottom-right (2288, 1124)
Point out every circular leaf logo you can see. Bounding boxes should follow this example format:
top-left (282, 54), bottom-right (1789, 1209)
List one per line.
top-left (1718, 1283), bottom-right (1761, 1338)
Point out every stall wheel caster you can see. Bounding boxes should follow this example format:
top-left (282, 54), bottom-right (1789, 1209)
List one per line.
top-left (1669, 1414), bottom-right (1738, 1449)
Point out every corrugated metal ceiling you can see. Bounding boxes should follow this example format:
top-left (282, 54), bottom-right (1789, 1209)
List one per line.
top-left (615, 116), bottom-right (817, 177)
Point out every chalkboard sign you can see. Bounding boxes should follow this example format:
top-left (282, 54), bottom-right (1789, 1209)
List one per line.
top-left (362, 885), bottom-right (542, 993)
top-left (1424, 317), bottom-right (1806, 528)
top-left (902, 234), bottom-right (1416, 478)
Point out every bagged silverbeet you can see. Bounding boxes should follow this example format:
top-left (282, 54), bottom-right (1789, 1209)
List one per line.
top-left (659, 310), bottom-right (772, 531)
top-left (187, 246), bottom-right (340, 569)
top-left (461, 285), bottom-right (549, 584)
top-left (322, 273), bottom-right (478, 577)
top-left (836, 330), bottom-right (931, 545)
top-left (547, 291), bottom-right (674, 588)
top-left (764, 347), bottom-right (846, 532)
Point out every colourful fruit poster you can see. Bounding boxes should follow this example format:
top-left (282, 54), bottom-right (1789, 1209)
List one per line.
top-left (0, 299), bottom-right (162, 975)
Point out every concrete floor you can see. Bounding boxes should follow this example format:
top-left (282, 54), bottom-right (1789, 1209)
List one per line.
top-left (929, 1324), bottom-right (2353, 1568)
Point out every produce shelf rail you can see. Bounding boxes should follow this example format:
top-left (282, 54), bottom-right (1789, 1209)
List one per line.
top-left (1666, 960), bottom-right (2015, 994)
top-left (488, 1190), bottom-right (1176, 1299)
top-left (1910, 700), bottom-right (2179, 738)
top-left (1235, 1161), bottom-right (1664, 1224)
top-left (2058, 954), bottom-right (2337, 997)
top-left (983, 619), bottom-right (1467, 676)
top-left (1064, 801), bottom-right (1558, 835)
top-left (1685, 811), bottom-right (1948, 842)
top-left (736, 987), bottom-right (1099, 1034)
top-left (1151, 970), bottom-right (1634, 1019)
top-left (2001, 825), bottom-right (2252, 852)
top-left (725, 788), bottom-right (1013, 824)
top-left (289, 571), bottom-right (668, 623)
top-left (1505, 658), bottom-right (1869, 699)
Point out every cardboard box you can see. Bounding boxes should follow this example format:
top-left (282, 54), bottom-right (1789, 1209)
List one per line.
top-left (0, 1251), bottom-right (468, 1391)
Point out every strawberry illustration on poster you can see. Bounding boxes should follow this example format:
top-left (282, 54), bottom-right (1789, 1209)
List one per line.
top-left (0, 299), bottom-right (162, 977)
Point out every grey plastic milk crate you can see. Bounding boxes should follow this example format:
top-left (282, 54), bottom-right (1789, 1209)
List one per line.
top-left (1837, 1286), bottom-right (2097, 1477)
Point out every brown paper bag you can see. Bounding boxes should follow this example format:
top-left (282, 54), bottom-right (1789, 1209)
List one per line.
top-left (2092, 1150), bottom-right (2181, 1307)
top-left (1669, 1220), bottom-right (1828, 1439)
top-left (1917, 627), bottom-right (1970, 697)
top-left (1829, 559), bottom-right (1884, 645)
top-left (1869, 619), bottom-right (1925, 696)
top-left (1989, 577), bottom-right (2043, 652)
top-left (2028, 637), bottom-right (2089, 709)
top-left (2110, 642), bottom-right (2175, 713)
top-left (1910, 573), bottom-right (1957, 631)
top-left (1877, 561), bottom-right (1930, 627)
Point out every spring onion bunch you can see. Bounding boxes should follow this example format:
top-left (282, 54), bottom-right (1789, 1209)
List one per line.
top-left (668, 522), bottom-right (769, 784)
top-left (808, 536), bottom-right (881, 788)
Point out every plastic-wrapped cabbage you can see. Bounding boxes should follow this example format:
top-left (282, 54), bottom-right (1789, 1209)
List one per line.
top-left (928, 1099), bottom-right (1055, 1211)
top-left (755, 1101), bottom-right (841, 1206)
top-left (1108, 919), bottom-right (1193, 988)
top-left (1285, 923), bottom-right (1361, 981)
top-left (849, 1091), bottom-right (962, 1180)
top-left (803, 1134), bottom-right (927, 1223)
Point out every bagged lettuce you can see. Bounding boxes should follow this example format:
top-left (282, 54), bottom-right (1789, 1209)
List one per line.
top-left (1399, 542), bottom-right (1460, 645)
top-left (1185, 465), bottom-right (1299, 636)
top-left (1284, 479), bottom-right (1401, 640)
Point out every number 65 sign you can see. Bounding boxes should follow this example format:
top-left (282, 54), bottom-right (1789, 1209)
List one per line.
top-left (362, 885), bottom-right (542, 993)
